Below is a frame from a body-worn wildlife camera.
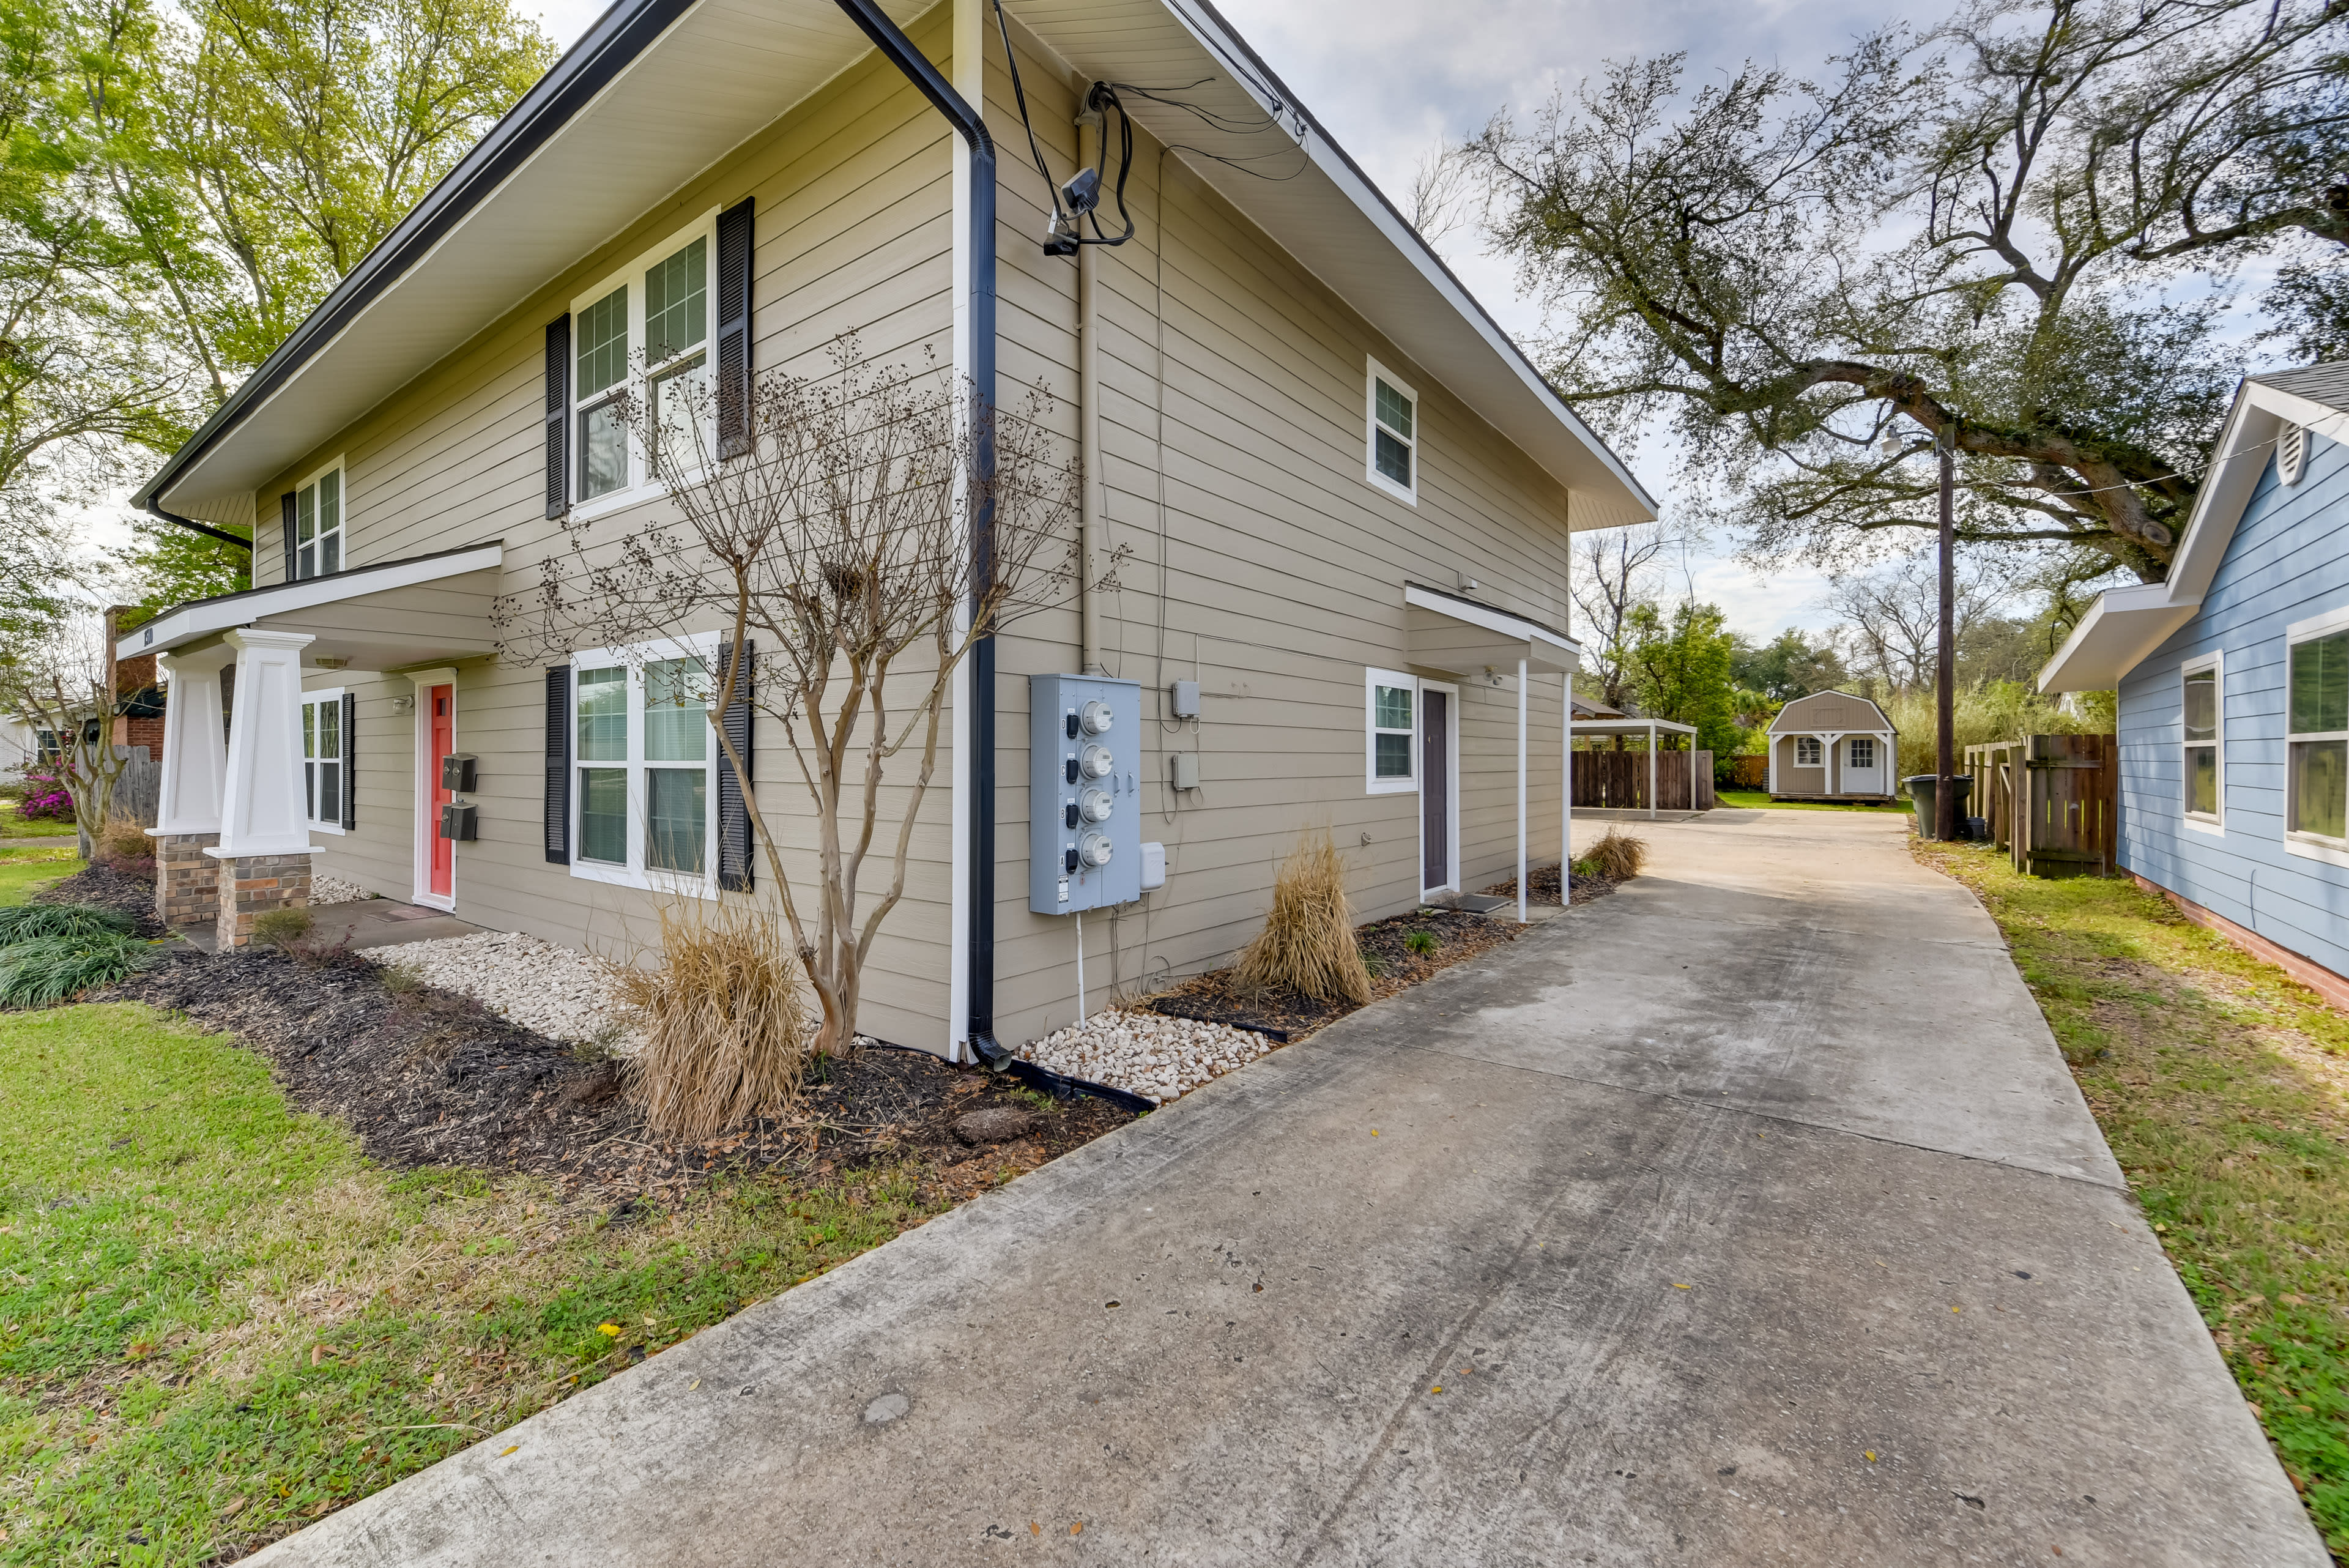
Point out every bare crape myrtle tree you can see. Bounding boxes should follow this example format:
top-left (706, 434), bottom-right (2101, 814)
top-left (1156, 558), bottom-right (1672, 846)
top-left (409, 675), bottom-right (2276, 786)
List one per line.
top-left (499, 339), bottom-right (1082, 1057)
top-left (0, 612), bottom-right (136, 846)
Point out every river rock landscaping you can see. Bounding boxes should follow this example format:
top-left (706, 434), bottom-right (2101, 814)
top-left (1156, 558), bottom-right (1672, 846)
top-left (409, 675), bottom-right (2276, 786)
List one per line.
top-left (1021, 1010), bottom-right (1276, 1105)
top-left (363, 930), bottom-right (635, 1045)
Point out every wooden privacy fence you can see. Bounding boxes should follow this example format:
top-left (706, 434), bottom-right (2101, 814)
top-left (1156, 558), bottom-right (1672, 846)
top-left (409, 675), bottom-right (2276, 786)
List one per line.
top-left (1726, 754), bottom-right (1769, 789)
top-left (1962, 733), bottom-right (2116, 878)
top-left (1571, 749), bottom-right (1715, 812)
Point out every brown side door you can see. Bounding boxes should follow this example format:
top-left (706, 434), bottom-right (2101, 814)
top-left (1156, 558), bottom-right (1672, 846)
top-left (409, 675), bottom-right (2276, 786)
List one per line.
top-left (1421, 688), bottom-right (1449, 890)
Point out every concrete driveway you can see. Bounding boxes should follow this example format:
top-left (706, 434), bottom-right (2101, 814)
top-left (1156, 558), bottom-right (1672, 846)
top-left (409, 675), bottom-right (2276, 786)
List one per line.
top-left (253, 809), bottom-right (2325, 1566)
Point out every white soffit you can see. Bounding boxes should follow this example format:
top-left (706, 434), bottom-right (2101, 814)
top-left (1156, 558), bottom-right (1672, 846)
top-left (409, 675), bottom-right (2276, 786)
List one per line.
top-left (156, 0), bottom-right (929, 515)
top-left (1008, 0), bottom-right (1655, 528)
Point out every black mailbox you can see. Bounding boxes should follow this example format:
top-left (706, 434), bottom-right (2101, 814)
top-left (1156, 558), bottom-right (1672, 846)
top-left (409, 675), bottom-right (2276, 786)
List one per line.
top-left (440, 753), bottom-right (477, 792)
top-left (438, 802), bottom-right (477, 841)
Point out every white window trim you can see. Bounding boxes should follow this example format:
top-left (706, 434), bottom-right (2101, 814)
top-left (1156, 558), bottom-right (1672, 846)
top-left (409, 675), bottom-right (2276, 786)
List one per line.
top-left (569, 633), bottom-right (721, 897)
top-left (1794, 735), bottom-right (1822, 768)
top-left (1847, 736), bottom-right (1876, 771)
top-left (568, 210), bottom-right (720, 524)
top-left (300, 687), bottom-right (347, 836)
top-left (1364, 357), bottom-right (1419, 506)
top-left (1365, 667), bottom-right (1419, 795)
top-left (292, 457), bottom-right (347, 581)
top-left (2180, 650), bottom-right (2223, 834)
top-left (2285, 609), bottom-right (2349, 858)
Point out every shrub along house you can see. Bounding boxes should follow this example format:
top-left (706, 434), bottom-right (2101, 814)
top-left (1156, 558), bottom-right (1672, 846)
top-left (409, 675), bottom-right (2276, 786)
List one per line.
top-left (121, 0), bottom-right (1655, 1057)
top-left (2038, 362), bottom-right (2349, 1004)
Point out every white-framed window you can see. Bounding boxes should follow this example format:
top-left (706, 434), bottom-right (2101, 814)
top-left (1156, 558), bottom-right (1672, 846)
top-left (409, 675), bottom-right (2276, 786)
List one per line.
top-left (2287, 612), bottom-right (2349, 860)
top-left (1365, 667), bottom-right (1417, 794)
top-left (1849, 736), bottom-right (1875, 770)
top-left (571, 215), bottom-right (715, 515)
top-left (1365, 359), bottom-right (1418, 504)
top-left (2181, 652), bottom-right (2222, 829)
top-left (571, 636), bottom-right (718, 892)
top-left (293, 461), bottom-right (344, 579)
top-left (1795, 735), bottom-right (1822, 767)
top-left (302, 690), bottom-right (346, 833)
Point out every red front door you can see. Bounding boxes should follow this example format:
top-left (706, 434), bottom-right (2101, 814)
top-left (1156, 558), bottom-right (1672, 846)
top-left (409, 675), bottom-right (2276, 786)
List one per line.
top-left (428, 685), bottom-right (454, 899)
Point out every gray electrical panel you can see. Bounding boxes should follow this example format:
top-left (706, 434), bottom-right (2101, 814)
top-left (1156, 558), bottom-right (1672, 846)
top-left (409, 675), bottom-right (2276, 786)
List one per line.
top-left (1030, 674), bottom-right (1141, 914)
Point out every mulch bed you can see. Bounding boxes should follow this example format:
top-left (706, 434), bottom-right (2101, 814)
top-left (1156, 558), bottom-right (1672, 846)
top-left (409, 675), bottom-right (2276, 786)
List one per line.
top-left (1480, 861), bottom-right (1620, 907)
top-left (34, 862), bottom-right (165, 937)
top-left (1147, 906), bottom-right (1527, 1039)
top-left (98, 946), bottom-right (1132, 1203)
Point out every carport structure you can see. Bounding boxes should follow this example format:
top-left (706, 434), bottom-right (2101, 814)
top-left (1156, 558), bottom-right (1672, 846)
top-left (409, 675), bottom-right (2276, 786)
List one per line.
top-left (1566, 715), bottom-right (1699, 819)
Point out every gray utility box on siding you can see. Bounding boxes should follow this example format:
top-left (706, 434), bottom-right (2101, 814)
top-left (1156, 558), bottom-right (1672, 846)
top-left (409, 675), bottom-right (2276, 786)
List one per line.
top-left (1029, 674), bottom-right (1141, 914)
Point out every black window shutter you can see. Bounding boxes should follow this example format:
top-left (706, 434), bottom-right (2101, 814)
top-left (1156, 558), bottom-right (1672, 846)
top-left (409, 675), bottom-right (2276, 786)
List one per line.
top-left (340, 691), bottom-right (357, 830)
top-left (715, 197), bottom-right (754, 460)
top-left (716, 641), bottom-right (754, 891)
top-left (544, 666), bottom-right (571, 864)
top-left (544, 316), bottom-right (570, 519)
top-left (280, 492), bottom-right (298, 582)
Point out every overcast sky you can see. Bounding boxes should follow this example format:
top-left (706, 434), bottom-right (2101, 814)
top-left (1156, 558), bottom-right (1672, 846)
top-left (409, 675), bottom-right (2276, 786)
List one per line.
top-left (517, 0), bottom-right (1909, 637)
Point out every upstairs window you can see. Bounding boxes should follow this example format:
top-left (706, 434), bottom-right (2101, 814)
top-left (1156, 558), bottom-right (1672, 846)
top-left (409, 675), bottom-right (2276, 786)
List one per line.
top-left (292, 464), bottom-right (343, 579)
top-left (572, 223), bottom-right (714, 510)
top-left (1365, 359), bottom-right (1418, 503)
top-left (2288, 620), bottom-right (2349, 846)
top-left (2181, 655), bottom-right (2221, 827)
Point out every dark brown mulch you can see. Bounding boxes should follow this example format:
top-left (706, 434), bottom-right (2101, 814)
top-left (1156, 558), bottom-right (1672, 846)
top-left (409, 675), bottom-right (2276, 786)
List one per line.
top-left (35, 861), bottom-right (164, 937)
top-left (1481, 860), bottom-right (1622, 907)
top-left (98, 946), bottom-right (1133, 1201)
top-left (1148, 905), bottom-right (1525, 1039)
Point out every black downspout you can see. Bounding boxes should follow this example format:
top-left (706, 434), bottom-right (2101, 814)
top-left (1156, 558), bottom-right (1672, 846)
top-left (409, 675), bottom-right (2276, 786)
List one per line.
top-left (828, 0), bottom-right (1004, 1066)
top-left (144, 497), bottom-right (255, 553)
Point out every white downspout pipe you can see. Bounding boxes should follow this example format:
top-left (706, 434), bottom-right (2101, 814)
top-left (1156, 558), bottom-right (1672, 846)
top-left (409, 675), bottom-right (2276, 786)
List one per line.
top-left (1516, 657), bottom-right (1528, 924)
top-left (1562, 685), bottom-right (1572, 902)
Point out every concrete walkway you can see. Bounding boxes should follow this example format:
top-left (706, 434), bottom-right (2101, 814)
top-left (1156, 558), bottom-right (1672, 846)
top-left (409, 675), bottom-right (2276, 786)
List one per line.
top-left (253, 810), bottom-right (2323, 1567)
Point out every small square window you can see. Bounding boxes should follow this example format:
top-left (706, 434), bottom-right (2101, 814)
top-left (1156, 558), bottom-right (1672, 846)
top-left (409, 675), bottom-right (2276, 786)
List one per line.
top-left (1849, 737), bottom-right (1874, 769)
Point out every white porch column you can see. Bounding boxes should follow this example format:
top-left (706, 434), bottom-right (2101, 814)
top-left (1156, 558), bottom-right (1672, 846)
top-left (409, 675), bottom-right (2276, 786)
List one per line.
top-left (152, 647), bottom-right (231, 834)
top-left (212, 628), bottom-right (316, 857)
top-left (1515, 658), bottom-right (1528, 924)
top-left (1648, 720), bottom-right (1658, 820)
top-left (1561, 686), bottom-right (1572, 902)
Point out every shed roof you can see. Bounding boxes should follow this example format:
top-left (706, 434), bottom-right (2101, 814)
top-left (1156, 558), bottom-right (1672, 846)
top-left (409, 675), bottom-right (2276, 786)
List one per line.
top-left (1767, 689), bottom-right (1895, 735)
top-left (134, 0), bottom-right (1657, 532)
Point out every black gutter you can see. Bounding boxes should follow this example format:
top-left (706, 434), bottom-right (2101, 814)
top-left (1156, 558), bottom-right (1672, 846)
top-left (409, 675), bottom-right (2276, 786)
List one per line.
top-left (828, 0), bottom-right (1004, 1068)
top-left (145, 498), bottom-right (253, 552)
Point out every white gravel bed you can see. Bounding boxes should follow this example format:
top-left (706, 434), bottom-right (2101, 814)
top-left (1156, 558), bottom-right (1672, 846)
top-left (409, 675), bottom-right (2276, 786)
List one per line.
top-left (365, 931), bottom-right (636, 1044)
top-left (311, 874), bottom-right (374, 906)
top-left (1019, 1008), bottom-right (1275, 1105)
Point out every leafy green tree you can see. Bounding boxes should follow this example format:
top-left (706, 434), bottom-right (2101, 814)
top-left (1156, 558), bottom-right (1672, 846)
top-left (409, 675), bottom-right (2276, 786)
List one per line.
top-left (1468, 0), bottom-right (2349, 586)
top-left (1731, 628), bottom-right (1847, 703)
top-left (1624, 600), bottom-right (1741, 759)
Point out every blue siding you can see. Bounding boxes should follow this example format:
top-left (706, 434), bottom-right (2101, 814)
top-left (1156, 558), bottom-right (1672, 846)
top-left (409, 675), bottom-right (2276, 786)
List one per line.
top-left (2120, 429), bottom-right (2349, 976)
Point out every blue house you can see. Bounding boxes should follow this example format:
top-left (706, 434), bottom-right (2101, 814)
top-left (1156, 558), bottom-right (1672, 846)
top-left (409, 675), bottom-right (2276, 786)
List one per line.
top-left (2039, 362), bottom-right (2349, 1003)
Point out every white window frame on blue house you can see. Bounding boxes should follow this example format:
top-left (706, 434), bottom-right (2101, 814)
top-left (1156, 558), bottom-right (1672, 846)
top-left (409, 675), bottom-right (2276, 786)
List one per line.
top-left (2285, 607), bottom-right (2349, 869)
top-left (2180, 650), bottom-right (2222, 834)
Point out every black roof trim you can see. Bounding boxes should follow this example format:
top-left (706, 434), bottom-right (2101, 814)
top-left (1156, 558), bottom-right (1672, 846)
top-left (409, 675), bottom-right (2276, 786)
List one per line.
top-left (135, 0), bottom-right (692, 511)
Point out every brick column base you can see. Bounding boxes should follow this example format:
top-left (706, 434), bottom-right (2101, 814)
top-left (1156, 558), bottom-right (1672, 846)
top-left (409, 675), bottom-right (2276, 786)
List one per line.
top-left (213, 852), bottom-right (312, 949)
top-left (152, 833), bottom-right (221, 930)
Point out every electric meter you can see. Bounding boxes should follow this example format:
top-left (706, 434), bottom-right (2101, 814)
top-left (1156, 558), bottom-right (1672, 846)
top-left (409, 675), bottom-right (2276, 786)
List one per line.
top-left (1030, 674), bottom-right (1141, 913)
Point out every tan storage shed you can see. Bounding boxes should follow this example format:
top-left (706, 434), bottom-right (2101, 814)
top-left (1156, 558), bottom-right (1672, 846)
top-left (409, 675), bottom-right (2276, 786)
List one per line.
top-left (1767, 691), bottom-right (1899, 801)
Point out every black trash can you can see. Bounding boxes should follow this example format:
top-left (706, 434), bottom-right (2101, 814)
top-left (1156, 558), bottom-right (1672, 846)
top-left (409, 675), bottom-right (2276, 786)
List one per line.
top-left (1905, 774), bottom-right (1974, 839)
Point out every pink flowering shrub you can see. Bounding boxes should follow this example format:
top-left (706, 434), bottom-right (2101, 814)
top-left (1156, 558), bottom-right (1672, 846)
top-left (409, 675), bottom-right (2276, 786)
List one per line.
top-left (16, 773), bottom-right (73, 820)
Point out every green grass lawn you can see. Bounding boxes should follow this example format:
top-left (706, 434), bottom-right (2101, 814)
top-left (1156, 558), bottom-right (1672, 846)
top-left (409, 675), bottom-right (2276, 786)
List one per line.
top-left (0, 847), bottom-right (79, 908)
top-left (0, 1003), bottom-right (949, 1566)
top-left (0, 812), bottom-right (74, 840)
top-left (1917, 839), bottom-right (2349, 1555)
top-left (1716, 788), bottom-right (1909, 814)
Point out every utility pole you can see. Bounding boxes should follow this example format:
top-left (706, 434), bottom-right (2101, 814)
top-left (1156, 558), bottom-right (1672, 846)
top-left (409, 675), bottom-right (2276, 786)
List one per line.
top-left (1936, 422), bottom-right (1957, 842)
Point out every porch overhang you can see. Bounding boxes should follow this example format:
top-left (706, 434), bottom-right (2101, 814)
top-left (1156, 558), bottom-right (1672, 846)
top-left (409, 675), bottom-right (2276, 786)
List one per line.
top-left (118, 542), bottom-right (505, 673)
top-left (1403, 582), bottom-right (1579, 679)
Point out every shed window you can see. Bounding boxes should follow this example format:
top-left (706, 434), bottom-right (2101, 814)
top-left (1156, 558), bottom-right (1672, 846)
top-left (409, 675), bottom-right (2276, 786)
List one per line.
top-left (1795, 736), bottom-right (1822, 767)
top-left (1365, 359), bottom-right (1418, 503)
top-left (1849, 737), bottom-right (1874, 770)
top-left (1365, 668), bottom-right (1416, 793)
top-left (2289, 628), bottom-right (2349, 844)
top-left (2181, 655), bottom-right (2221, 826)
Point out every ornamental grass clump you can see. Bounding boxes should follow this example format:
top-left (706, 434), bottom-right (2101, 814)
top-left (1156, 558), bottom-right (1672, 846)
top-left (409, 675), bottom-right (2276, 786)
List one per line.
top-left (1236, 830), bottom-right (1373, 1006)
top-left (0, 931), bottom-right (151, 1007)
top-left (0, 903), bottom-right (135, 942)
top-left (617, 899), bottom-right (811, 1141)
top-left (1584, 827), bottom-right (1649, 881)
